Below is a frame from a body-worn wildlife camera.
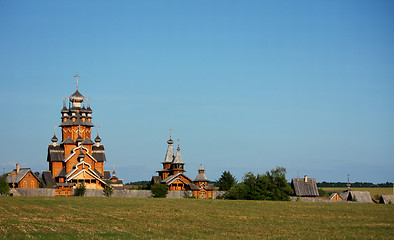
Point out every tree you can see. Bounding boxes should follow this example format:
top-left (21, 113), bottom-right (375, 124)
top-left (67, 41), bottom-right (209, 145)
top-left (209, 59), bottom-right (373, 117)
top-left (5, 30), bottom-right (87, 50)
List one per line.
top-left (151, 183), bottom-right (168, 198)
top-left (103, 181), bottom-right (113, 197)
top-left (217, 171), bottom-right (237, 191)
top-left (226, 167), bottom-right (292, 201)
top-left (75, 183), bottom-right (86, 196)
top-left (0, 174), bottom-right (10, 196)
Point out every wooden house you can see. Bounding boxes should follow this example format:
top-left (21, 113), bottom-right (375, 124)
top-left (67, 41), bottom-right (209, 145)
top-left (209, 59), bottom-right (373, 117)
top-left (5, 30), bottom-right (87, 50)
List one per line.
top-left (6, 164), bottom-right (39, 188)
top-left (348, 191), bottom-right (373, 203)
top-left (42, 77), bottom-right (116, 195)
top-left (291, 175), bottom-right (319, 197)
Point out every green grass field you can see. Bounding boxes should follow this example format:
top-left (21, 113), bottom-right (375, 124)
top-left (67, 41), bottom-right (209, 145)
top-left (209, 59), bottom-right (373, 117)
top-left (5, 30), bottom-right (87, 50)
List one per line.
top-left (0, 197), bottom-right (393, 239)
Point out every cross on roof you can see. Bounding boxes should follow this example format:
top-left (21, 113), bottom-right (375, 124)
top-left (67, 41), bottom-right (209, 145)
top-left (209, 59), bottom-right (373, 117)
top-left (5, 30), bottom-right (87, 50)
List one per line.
top-left (170, 128), bottom-right (172, 139)
top-left (73, 74), bottom-right (80, 90)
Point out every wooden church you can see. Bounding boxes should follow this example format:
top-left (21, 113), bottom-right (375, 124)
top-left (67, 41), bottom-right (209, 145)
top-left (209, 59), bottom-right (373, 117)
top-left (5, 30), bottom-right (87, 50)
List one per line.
top-left (151, 134), bottom-right (214, 199)
top-left (42, 75), bottom-right (114, 195)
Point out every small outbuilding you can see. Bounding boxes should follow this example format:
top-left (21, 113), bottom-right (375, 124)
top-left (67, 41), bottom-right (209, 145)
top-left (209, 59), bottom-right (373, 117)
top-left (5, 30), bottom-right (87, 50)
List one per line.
top-left (6, 164), bottom-right (39, 189)
top-left (329, 192), bottom-right (343, 201)
top-left (348, 191), bottom-right (373, 203)
top-left (379, 195), bottom-right (394, 204)
top-left (291, 175), bottom-right (319, 197)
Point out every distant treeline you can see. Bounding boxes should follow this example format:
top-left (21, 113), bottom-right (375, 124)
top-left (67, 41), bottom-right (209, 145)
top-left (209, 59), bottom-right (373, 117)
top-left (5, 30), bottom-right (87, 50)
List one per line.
top-left (125, 181), bottom-right (150, 186)
top-left (317, 182), bottom-right (393, 188)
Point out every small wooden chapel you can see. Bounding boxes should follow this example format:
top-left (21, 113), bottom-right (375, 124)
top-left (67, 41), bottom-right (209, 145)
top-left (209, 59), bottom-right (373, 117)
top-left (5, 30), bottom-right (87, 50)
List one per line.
top-left (151, 133), bottom-right (214, 199)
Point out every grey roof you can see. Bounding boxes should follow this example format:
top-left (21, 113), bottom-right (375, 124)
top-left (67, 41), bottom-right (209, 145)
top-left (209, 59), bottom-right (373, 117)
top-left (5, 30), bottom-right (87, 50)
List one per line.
top-left (194, 172), bottom-right (209, 182)
top-left (94, 135), bottom-right (101, 143)
top-left (55, 168), bottom-right (67, 178)
top-left (163, 141), bottom-right (174, 163)
top-left (61, 137), bottom-right (75, 145)
top-left (173, 148), bottom-right (183, 164)
top-left (339, 191), bottom-right (350, 200)
top-left (348, 191), bottom-right (372, 203)
top-left (42, 171), bottom-right (56, 187)
top-left (151, 176), bottom-right (162, 183)
top-left (61, 106), bottom-right (68, 113)
top-left (379, 195), bottom-right (394, 204)
top-left (92, 145), bottom-right (106, 162)
top-left (51, 135), bottom-right (58, 142)
top-left (81, 137), bottom-right (94, 145)
top-left (86, 106), bottom-right (92, 113)
top-left (59, 112), bottom-right (94, 127)
top-left (47, 145), bottom-right (64, 162)
top-left (76, 135), bottom-right (83, 143)
top-left (70, 89), bottom-right (84, 102)
top-left (189, 183), bottom-right (200, 190)
top-left (103, 170), bottom-right (111, 180)
top-left (6, 168), bottom-right (39, 184)
top-left (291, 178), bottom-right (319, 197)
top-left (93, 169), bottom-right (103, 178)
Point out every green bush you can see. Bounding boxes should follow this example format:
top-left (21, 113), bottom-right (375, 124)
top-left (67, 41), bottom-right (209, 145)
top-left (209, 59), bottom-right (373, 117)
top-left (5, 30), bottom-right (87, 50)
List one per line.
top-left (103, 181), bottom-right (113, 197)
top-left (318, 188), bottom-right (329, 198)
top-left (151, 183), bottom-right (168, 198)
top-left (0, 174), bottom-right (10, 196)
top-left (75, 183), bottom-right (86, 196)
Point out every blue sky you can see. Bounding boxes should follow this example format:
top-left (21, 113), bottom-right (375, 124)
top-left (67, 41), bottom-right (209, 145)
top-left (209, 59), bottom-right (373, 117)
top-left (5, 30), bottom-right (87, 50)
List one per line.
top-left (0, 1), bottom-right (393, 183)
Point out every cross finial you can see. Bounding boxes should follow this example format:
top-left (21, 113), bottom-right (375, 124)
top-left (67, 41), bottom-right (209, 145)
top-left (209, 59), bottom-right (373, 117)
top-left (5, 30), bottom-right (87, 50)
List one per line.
top-left (170, 128), bottom-right (172, 139)
top-left (87, 97), bottom-right (91, 107)
top-left (73, 74), bottom-right (80, 90)
top-left (53, 125), bottom-right (57, 136)
top-left (63, 97), bottom-right (67, 107)
top-left (96, 125), bottom-right (100, 136)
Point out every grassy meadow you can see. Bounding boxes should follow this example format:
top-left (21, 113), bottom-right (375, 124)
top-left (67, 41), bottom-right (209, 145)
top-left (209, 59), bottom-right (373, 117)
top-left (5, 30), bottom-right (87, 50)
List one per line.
top-left (0, 197), bottom-right (393, 239)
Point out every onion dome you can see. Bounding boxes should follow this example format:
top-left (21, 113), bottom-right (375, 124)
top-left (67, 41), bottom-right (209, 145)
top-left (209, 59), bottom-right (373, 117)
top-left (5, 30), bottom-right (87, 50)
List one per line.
top-left (95, 135), bottom-right (101, 143)
top-left (167, 138), bottom-right (174, 145)
top-left (69, 90), bottom-right (84, 102)
top-left (78, 149), bottom-right (85, 159)
top-left (60, 106), bottom-right (68, 114)
top-left (76, 135), bottom-right (83, 144)
top-left (51, 135), bottom-right (58, 143)
top-left (86, 106), bottom-right (93, 114)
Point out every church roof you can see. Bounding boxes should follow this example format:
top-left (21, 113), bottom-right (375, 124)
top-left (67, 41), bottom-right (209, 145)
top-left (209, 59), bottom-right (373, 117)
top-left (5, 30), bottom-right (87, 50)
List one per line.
top-left (92, 145), bottom-right (106, 162)
top-left (59, 113), bottom-right (94, 128)
top-left (55, 168), bottom-right (67, 178)
top-left (81, 138), bottom-right (94, 145)
top-left (163, 139), bottom-right (174, 163)
top-left (194, 172), bottom-right (209, 182)
top-left (47, 145), bottom-right (64, 162)
top-left (161, 172), bottom-right (193, 186)
top-left (70, 89), bottom-right (84, 102)
top-left (93, 169), bottom-right (103, 178)
top-left (61, 137), bottom-right (75, 145)
top-left (173, 146), bottom-right (183, 164)
top-left (103, 170), bottom-right (111, 180)
top-left (42, 171), bottom-right (56, 187)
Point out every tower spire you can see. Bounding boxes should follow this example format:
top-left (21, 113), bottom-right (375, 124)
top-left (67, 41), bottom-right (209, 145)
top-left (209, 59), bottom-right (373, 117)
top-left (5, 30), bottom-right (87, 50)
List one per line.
top-left (73, 74), bottom-right (80, 90)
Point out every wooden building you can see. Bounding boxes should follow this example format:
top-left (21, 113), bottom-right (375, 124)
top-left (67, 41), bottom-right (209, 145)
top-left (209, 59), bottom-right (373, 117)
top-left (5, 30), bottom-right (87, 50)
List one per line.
top-left (6, 164), bottom-right (39, 188)
top-left (151, 136), bottom-right (214, 198)
top-left (291, 175), bottom-right (319, 197)
top-left (42, 77), bottom-right (116, 195)
top-left (328, 192), bottom-right (343, 201)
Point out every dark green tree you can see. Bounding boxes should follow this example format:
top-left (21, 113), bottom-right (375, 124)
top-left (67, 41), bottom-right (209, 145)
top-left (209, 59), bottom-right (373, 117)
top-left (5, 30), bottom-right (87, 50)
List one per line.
top-left (151, 183), bottom-right (168, 198)
top-left (217, 171), bottom-right (237, 191)
top-left (0, 174), bottom-right (10, 196)
top-left (75, 183), bottom-right (86, 196)
top-left (103, 181), bottom-right (113, 197)
top-left (226, 167), bottom-right (292, 201)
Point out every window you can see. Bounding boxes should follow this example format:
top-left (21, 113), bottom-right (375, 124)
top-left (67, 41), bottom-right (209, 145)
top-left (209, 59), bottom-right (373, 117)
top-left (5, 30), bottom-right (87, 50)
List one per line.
top-left (31, 181), bottom-right (34, 188)
top-left (23, 181), bottom-right (27, 188)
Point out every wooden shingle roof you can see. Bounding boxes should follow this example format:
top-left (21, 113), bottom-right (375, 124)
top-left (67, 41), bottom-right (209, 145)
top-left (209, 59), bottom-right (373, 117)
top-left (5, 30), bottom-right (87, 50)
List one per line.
top-left (291, 178), bottom-right (319, 197)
